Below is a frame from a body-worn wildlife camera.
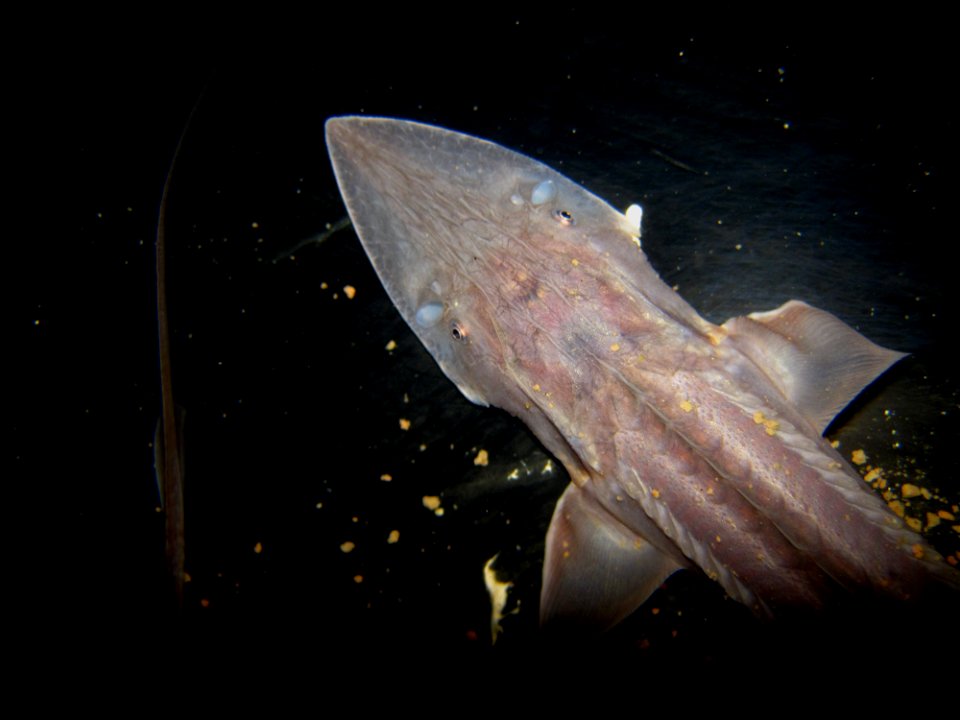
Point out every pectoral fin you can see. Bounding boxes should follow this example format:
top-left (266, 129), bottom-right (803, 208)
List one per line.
top-left (541, 482), bottom-right (686, 632)
top-left (723, 300), bottom-right (907, 434)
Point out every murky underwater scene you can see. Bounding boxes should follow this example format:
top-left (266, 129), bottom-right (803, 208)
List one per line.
top-left (37, 24), bottom-right (958, 668)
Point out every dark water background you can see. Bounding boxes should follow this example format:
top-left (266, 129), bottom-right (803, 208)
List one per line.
top-left (23, 19), bottom-right (957, 670)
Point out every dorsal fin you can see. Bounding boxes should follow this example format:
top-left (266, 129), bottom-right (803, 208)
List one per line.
top-left (723, 300), bottom-right (907, 434)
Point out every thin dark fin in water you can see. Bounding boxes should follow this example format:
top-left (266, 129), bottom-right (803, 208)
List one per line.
top-left (156, 91), bottom-right (205, 612)
top-left (650, 147), bottom-right (707, 176)
top-left (271, 215), bottom-right (352, 263)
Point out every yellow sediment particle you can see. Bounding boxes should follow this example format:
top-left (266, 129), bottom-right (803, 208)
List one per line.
top-left (422, 495), bottom-right (441, 511)
top-left (888, 499), bottom-right (905, 517)
top-left (830, 439), bottom-right (840, 449)
top-left (399, 418), bottom-right (411, 431)
top-left (901, 483), bottom-right (922, 499)
top-left (905, 516), bottom-right (922, 532)
top-left (353, 575), bottom-right (363, 584)
top-left (851, 449), bottom-right (867, 465)
top-left (380, 473), bottom-right (393, 482)
top-left (864, 467), bottom-right (882, 484)
top-left (921, 486), bottom-right (932, 499)
top-left (952, 525), bottom-right (960, 534)
top-left (340, 541), bottom-right (356, 553)
top-left (253, 542), bottom-right (263, 554)
top-left (385, 339), bottom-right (397, 351)
top-left (680, 399), bottom-right (694, 413)
top-left (532, 383), bottom-right (541, 392)
top-left (483, 555), bottom-right (516, 645)
top-left (706, 329), bottom-right (725, 346)
top-left (752, 410), bottom-right (779, 435)
top-left (610, 342), bottom-right (621, 352)
top-left (651, 488), bottom-right (661, 498)
top-left (911, 544), bottom-right (925, 559)
top-left (387, 529), bottom-right (400, 544)
top-left (474, 449), bottom-right (489, 466)
top-left (938, 509), bottom-right (956, 521)
top-left (925, 513), bottom-right (941, 531)
top-left (343, 285), bottom-right (356, 299)
top-left (571, 258), bottom-right (580, 266)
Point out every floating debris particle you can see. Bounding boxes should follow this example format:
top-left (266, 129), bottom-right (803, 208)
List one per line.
top-left (253, 542), bottom-right (263, 554)
top-left (353, 575), bottom-right (363, 584)
top-left (340, 541), bottom-right (356, 553)
top-left (380, 473), bottom-right (393, 482)
top-left (902, 484), bottom-right (922, 499)
top-left (851, 449), bottom-right (867, 465)
top-left (387, 529), bottom-right (400, 544)
top-left (399, 418), bottom-right (411, 431)
top-left (385, 339), bottom-right (397, 351)
top-left (864, 468), bottom-right (883, 484)
top-left (422, 496), bottom-right (441, 511)
top-left (343, 285), bottom-right (356, 299)
top-left (484, 554), bottom-right (517, 645)
top-left (474, 449), bottom-right (489, 466)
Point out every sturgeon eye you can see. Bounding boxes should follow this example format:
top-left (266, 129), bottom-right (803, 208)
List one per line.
top-left (554, 209), bottom-right (575, 226)
top-left (451, 322), bottom-right (468, 341)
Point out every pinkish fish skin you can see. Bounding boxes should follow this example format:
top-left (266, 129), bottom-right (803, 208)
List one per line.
top-left (325, 116), bottom-right (958, 631)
